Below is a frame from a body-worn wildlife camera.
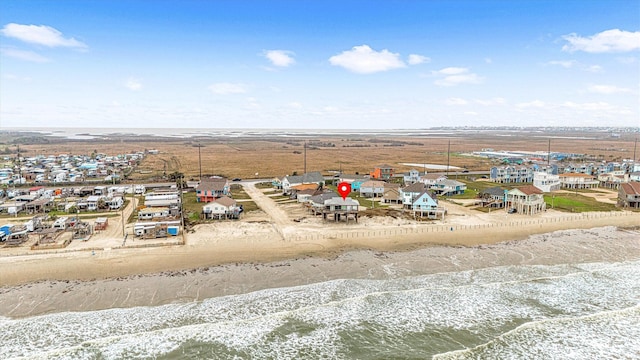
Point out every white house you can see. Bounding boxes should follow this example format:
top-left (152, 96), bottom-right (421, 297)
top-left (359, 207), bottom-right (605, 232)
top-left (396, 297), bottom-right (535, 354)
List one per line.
top-left (138, 207), bottom-right (170, 220)
top-left (202, 196), bottom-right (241, 220)
top-left (86, 195), bottom-right (102, 211)
top-left (359, 180), bottom-right (386, 198)
top-left (107, 196), bottom-right (124, 210)
top-left (281, 172), bottom-right (324, 195)
top-left (533, 172), bottom-right (560, 192)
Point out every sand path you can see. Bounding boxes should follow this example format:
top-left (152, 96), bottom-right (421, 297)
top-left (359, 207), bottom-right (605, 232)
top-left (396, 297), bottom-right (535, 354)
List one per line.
top-left (243, 182), bottom-right (292, 227)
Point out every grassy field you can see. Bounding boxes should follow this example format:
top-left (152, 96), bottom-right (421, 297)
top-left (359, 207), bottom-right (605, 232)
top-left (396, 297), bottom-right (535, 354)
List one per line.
top-left (9, 130), bottom-right (637, 182)
top-left (544, 193), bottom-right (618, 213)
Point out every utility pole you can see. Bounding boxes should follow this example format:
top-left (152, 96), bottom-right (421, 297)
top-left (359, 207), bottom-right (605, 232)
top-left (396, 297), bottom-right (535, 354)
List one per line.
top-left (548, 138), bottom-right (551, 166)
top-left (303, 140), bottom-right (307, 174)
top-left (446, 140), bottom-right (451, 176)
top-left (198, 143), bottom-right (202, 180)
top-left (633, 137), bottom-right (637, 163)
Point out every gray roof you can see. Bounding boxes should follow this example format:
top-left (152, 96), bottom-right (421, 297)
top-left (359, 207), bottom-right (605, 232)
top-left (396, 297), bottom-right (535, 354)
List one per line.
top-left (480, 187), bottom-right (505, 197)
top-left (309, 191), bottom-right (338, 204)
top-left (402, 182), bottom-right (429, 194)
top-left (285, 171), bottom-right (324, 185)
top-left (324, 197), bottom-right (359, 206)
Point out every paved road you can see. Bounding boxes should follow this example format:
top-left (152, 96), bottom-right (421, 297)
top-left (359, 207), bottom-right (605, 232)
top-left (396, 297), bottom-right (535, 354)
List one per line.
top-left (242, 182), bottom-right (292, 230)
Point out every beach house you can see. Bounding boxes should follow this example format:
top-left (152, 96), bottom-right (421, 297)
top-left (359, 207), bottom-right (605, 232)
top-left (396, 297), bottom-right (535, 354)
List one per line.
top-left (558, 173), bottom-right (599, 189)
top-left (369, 165), bottom-right (394, 180)
top-left (403, 169), bottom-right (425, 185)
top-left (382, 183), bottom-right (402, 204)
top-left (196, 177), bottom-right (230, 202)
top-left (400, 182), bottom-right (429, 209)
top-left (411, 190), bottom-right (444, 219)
top-left (359, 180), bottom-right (386, 198)
top-left (617, 181), bottom-right (640, 209)
top-left (281, 172), bottom-right (324, 195)
top-left (431, 179), bottom-right (466, 196)
top-left (478, 187), bottom-right (506, 208)
top-left (506, 185), bottom-right (546, 215)
top-left (533, 172), bottom-right (560, 192)
top-left (490, 165), bottom-right (533, 183)
top-left (321, 197), bottom-right (360, 223)
top-left (202, 196), bottom-right (241, 219)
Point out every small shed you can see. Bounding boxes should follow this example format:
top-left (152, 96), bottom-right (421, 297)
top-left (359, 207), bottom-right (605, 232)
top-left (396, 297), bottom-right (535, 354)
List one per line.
top-left (94, 217), bottom-right (109, 230)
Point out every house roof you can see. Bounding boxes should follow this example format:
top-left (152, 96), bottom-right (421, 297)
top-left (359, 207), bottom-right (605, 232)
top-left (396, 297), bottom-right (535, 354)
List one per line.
top-left (421, 173), bottom-right (446, 180)
top-left (480, 187), bottom-right (505, 197)
top-left (402, 182), bottom-right (428, 194)
top-left (212, 196), bottom-right (237, 207)
top-left (291, 183), bottom-right (319, 191)
top-left (559, 173), bottom-right (594, 178)
top-left (412, 190), bottom-right (438, 205)
top-left (309, 191), bottom-right (338, 204)
top-left (285, 171), bottom-right (324, 185)
top-left (139, 207), bottom-right (169, 214)
top-left (620, 182), bottom-right (640, 195)
top-left (197, 178), bottom-right (228, 192)
top-left (512, 185), bottom-right (543, 195)
top-left (384, 182), bottom-right (401, 189)
top-left (324, 197), bottom-right (359, 206)
top-left (437, 179), bottom-right (465, 186)
top-left (361, 180), bottom-right (387, 187)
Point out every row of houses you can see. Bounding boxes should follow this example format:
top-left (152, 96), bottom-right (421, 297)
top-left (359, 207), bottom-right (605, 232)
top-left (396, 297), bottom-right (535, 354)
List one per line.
top-left (2, 151), bottom-right (146, 185)
top-left (491, 162), bottom-right (640, 184)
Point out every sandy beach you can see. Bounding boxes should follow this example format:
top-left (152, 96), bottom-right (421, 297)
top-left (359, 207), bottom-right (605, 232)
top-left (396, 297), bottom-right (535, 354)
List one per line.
top-left (1, 225), bottom-right (639, 318)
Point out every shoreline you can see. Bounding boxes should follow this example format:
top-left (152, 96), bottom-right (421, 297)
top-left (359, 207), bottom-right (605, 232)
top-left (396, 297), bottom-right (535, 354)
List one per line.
top-left (0, 210), bottom-right (638, 287)
top-left (0, 225), bottom-right (638, 319)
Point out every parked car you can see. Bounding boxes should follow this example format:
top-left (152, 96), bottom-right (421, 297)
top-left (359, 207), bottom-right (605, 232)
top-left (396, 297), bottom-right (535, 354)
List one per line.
top-left (232, 178), bottom-right (242, 182)
top-left (508, 208), bottom-right (517, 214)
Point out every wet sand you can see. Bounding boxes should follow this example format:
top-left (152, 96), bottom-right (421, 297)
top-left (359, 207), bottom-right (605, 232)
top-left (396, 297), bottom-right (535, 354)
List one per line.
top-left (1, 226), bottom-right (638, 319)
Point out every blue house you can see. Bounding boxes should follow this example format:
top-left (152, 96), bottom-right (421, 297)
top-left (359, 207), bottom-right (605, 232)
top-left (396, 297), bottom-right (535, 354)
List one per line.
top-left (411, 191), bottom-right (444, 219)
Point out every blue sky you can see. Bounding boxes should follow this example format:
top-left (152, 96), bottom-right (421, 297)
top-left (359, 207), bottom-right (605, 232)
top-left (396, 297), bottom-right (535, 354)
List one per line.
top-left (1, 0), bottom-right (638, 129)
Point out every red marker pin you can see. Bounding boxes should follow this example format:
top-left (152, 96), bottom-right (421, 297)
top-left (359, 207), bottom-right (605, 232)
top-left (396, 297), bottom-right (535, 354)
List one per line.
top-left (337, 182), bottom-right (351, 200)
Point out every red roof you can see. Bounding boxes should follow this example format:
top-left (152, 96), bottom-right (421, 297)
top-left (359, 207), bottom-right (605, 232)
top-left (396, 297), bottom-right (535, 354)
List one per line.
top-left (620, 182), bottom-right (640, 195)
top-left (515, 185), bottom-right (543, 195)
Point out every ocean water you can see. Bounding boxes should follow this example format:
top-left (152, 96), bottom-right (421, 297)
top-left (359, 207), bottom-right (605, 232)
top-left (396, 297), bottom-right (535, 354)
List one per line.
top-left (1, 260), bottom-right (639, 359)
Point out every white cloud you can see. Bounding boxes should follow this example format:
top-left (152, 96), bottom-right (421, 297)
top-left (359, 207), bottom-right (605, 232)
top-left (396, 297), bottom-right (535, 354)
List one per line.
top-left (547, 60), bottom-right (602, 72)
top-left (263, 50), bottom-right (295, 67)
top-left (288, 102), bottom-right (303, 109)
top-left (585, 65), bottom-right (602, 73)
top-left (0, 23), bottom-right (87, 48)
top-left (1, 47), bottom-right (49, 62)
top-left (125, 78), bottom-right (142, 91)
top-left (432, 67), bottom-right (483, 87)
top-left (562, 29), bottom-right (640, 53)
top-left (587, 84), bottom-right (632, 94)
top-left (408, 54), bottom-right (429, 65)
top-left (516, 100), bottom-right (546, 108)
top-left (434, 67), bottom-right (469, 75)
top-left (208, 82), bottom-right (247, 95)
top-left (445, 98), bottom-right (468, 106)
top-left (548, 60), bottom-right (576, 68)
top-left (329, 45), bottom-right (406, 74)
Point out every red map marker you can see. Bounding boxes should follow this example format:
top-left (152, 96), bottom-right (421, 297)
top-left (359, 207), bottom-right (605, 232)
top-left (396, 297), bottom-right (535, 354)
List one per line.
top-left (337, 182), bottom-right (351, 200)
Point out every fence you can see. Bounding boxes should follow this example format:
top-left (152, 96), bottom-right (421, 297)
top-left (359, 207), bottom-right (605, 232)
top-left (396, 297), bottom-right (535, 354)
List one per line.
top-left (286, 211), bottom-right (637, 242)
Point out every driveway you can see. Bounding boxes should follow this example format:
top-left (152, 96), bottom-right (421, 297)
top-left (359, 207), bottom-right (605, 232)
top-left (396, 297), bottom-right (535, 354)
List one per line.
top-left (242, 182), bottom-right (292, 230)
